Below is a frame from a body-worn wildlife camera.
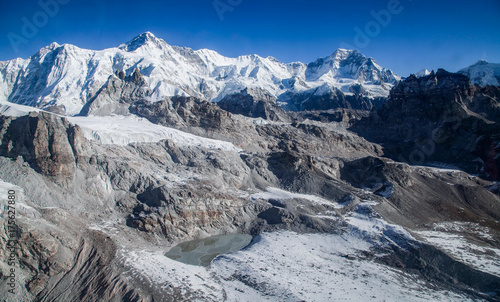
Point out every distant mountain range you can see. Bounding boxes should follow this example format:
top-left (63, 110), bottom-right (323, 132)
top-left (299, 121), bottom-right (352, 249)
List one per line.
top-left (0, 32), bottom-right (498, 116)
top-left (0, 32), bottom-right (401, 115)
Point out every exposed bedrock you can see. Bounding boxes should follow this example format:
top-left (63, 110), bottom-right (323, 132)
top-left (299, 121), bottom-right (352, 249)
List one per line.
top-left (353, 69), bottom-right (500, 180)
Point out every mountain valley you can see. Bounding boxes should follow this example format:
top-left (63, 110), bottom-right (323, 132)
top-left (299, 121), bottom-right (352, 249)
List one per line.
top-left (0, 33), bottom-right (499, 301)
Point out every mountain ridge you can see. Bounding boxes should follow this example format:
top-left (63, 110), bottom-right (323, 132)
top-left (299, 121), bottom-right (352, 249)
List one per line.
top-left (0, 32), bottom-right (400, 116)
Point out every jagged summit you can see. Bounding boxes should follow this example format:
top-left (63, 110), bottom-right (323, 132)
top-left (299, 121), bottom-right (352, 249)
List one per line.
top-left (356, 67), bottom-right (500, 180)
top-left (473, 59), bottom-right (489, 66)
top-left (306, 49), bottom-right (397, 84)
top-left (328, 48), bottom-right (360, 60)
top-left (415, 69), bottom-right (431, 78)
top-left (119, 31), bottom-right (165, 52)
top-left (47, 42), bottom-right (61, 50)
top-left (394, 68), bottom-right (473, 100)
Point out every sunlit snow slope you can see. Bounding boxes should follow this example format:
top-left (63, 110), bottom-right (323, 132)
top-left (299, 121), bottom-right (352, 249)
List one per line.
top-left (0, 32), bottom-right (400, 115)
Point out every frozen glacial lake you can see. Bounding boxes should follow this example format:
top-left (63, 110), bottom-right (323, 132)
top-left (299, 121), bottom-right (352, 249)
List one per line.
top-left (165, 234), bottom-right (253, 266)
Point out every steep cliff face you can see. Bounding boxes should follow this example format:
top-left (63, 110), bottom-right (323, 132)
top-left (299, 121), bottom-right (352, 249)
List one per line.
top-left (79, 68), bottom-right (151, 116)
top-left (0, 112), bottom-right (83, 186)
top-left (217, 88), bottom-right (290, 122)
top-left (354, 69), bottom-right (500, 180)
top-left (279, 85), bottom-right (387, 111)
top-left (29, 230), bottom-right (144, 302)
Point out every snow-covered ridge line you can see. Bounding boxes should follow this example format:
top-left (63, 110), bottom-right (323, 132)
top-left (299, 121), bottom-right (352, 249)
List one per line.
top-left (0, 32), bottom-right (400, 116)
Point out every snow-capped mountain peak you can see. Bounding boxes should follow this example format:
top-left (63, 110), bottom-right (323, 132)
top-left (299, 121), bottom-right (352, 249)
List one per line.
top-left (474, 59), bottom-right (489, 66)
top-left (119, 31), bottom-right (165, 52)
top-left (0, 32), bottom-right (400, 116)
top-left (329, 48), bottom-right (360, 61)
top-left (305, 49), bottom-right (397, 84)
top-left (47, 41), bottom-right (61, 50)
top-left (415, 69), bottom-right (431, 78)
top-left (458, 60), bottom-right (500, 86)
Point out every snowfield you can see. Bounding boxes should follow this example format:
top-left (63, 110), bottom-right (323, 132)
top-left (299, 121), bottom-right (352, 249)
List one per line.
top-left (416, 222), bottom-right (500, 278)
top-left (122, 230), bottom-right (471, 302)
top-left (250, 187), bottom-right (343, 208)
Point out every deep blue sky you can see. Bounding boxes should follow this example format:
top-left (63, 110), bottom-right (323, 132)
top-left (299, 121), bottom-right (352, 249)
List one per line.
top-left (1, 0), bottom-right (499, 76)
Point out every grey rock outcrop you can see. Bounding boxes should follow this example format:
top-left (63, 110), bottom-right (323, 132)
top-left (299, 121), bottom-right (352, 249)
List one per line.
top-left (353, 69), bottom-right (500, 180)
top-left (279, 86), bottom-right (387, 111)
top-left (291, 108), bottom-right (369, 126)
top-left (217, 88), bottom-right (291, 122)
top-left (0, 112), bottom-right (83, 186)
top-left (79, 68), bottom-right (151, 116)
top-left (130, 96), bottom-right (236, 131)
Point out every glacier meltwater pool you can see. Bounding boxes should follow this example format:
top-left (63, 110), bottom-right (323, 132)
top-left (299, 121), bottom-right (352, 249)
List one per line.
top-left (165, 234), bottom-right (253, 266)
